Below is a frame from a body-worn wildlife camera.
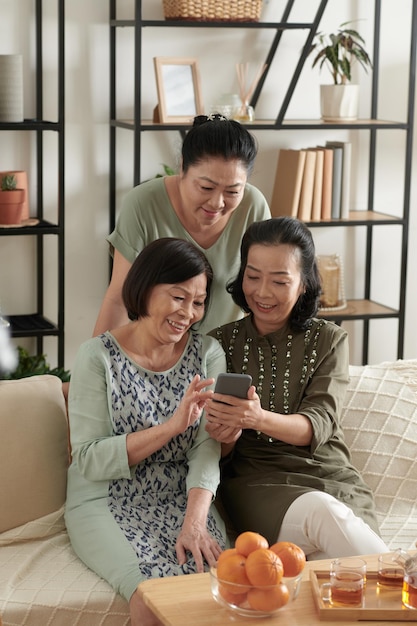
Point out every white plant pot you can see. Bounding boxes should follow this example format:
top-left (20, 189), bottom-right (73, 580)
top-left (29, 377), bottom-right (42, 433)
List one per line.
top-left (0, 55), bottom-right (24, 122)
top-left (320, 84), bottom-right (359, 122)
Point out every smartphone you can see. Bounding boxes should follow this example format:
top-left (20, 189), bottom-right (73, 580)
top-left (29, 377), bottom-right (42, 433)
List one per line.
top-left (214, 373), bottom-right (252, 400)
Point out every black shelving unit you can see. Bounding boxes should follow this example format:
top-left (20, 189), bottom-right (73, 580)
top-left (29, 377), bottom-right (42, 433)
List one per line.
top-left (109, 0), bottom-right (416, 364)
top-left (0, 0), bottom-right (65, 366)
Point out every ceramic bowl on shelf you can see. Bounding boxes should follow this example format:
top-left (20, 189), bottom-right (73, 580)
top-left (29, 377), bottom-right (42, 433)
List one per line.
top-left (210, 566), bottom-right (302, 618)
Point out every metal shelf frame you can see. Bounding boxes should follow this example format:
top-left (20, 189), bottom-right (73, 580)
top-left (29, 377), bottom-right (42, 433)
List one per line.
top-left (109, 0), bottom-right (416, 364)
top-left (0, 0), bottom-right (65, 366)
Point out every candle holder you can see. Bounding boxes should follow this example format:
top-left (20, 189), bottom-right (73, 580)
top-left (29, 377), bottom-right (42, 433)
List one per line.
top-left (317, 254), bottom-right (347, 311)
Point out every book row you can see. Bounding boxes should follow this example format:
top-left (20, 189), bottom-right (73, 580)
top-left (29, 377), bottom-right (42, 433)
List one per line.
top-left (270, 141), bottom-right (352, 222)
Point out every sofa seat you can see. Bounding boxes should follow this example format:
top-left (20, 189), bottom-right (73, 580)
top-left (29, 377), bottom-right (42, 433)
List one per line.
top-left (0, 513), bottom-right (129, 625)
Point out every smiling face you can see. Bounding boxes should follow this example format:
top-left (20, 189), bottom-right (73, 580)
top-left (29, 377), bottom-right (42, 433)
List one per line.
top-left (242, 243), bottom-right (305, 335)
top-left (178, 157), bottom-right (247, 228)
top-left (144, 274), bottom-right (208, 344)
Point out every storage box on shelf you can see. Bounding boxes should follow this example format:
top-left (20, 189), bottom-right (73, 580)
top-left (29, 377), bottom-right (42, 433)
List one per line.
top-left (162, 0), bottom-right (263, 22)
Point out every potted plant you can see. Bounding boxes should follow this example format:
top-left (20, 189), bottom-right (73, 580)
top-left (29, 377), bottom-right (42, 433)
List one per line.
top-left (0, 346), bottom-right (71, 382)
top-left (308, 21), bottom-right (373, 122)
top-left (0, 173), bottom-right (25, 225)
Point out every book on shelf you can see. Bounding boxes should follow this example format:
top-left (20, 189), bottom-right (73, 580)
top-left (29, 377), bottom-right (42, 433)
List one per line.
top-left (325, 143), bottom-right (343, 219)
top-left (270, 148), bottom-right (306, 217)
top-left (297, 149), bottom-right (317, 222)
top-left (309, 147), bottom-right (324, 222)
top-left (320, 146), bottom-right (334, 220)
top-left (325, 140), bottom-right (352, 219)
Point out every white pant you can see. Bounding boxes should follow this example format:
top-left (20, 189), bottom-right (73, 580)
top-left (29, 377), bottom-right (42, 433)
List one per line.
top-left (277, 491), bottom-right (388, 560)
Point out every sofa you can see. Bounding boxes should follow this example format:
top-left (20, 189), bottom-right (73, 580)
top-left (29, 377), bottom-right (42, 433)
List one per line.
top-left (1, 361), bottom-right (417, 625)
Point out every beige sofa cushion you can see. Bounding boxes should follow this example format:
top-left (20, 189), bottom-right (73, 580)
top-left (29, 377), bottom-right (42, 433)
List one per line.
top-left (0, 375), bottom-right (69, 534)
top-left (342, 359), bottom-right (417, 549)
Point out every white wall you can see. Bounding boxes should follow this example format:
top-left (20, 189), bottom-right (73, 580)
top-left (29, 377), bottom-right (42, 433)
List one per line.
top-left (1, 0), bottom-right (416, 370)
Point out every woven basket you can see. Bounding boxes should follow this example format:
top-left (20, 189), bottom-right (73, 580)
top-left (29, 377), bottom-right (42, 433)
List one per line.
top-left (162, 0), bottom-right (262, 22)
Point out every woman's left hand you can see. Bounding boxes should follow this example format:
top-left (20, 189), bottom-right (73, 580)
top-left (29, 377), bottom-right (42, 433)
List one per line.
top-left (205, 421), bottom-right (242, 444)
top-left (206, 384), bottom-right (314, 448)
top-left (176, 522), bottom-right (223, 572)
top-left (205, 385), bottom-right (263, 431)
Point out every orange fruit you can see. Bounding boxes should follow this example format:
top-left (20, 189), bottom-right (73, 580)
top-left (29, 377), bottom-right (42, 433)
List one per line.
top-left (269, 541), bottom-right (306, 577)
top-left (217, 548), bottom-right (238, 566)
top-left (218, 583), bottom-right (248, 606)
top-left (247, 582), bottom-right (290, 612)
top-left (235, 531), bottom-right (269, 557)
top-left (216, 553), bottom-right (251, 592)
top-left (245, 548), bottom-right (284, 586)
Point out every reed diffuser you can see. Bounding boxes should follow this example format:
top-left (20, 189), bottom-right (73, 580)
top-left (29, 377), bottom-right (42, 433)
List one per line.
top-left (233, 62), bottom-right (267, 122)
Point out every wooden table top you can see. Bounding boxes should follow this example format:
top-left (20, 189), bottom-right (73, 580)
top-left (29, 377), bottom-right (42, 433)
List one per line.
top-left (137, 552), bottom-right (416, 626)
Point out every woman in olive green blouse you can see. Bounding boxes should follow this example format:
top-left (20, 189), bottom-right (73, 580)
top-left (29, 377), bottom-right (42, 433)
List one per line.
top-left (205, 217), bottom-right (388, 559)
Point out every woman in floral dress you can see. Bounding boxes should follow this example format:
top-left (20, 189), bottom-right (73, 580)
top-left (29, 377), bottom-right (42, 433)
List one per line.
top-left (65, 238), bottom-right (227, 626)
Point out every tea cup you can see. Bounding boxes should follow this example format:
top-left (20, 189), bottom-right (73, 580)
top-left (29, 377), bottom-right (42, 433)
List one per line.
top-left (377, 553), bottom-right (404, 588)
top-left (321, 557), bottom-right (366, 607)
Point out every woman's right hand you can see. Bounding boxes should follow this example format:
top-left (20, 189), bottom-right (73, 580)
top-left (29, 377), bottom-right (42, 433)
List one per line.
top-left (171, 375), bottom-right (215, 434)
top-left (127, 375), bottom-right (214, 465)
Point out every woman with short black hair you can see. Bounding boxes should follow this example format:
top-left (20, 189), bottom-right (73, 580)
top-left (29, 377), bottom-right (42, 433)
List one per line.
top-left (66, 238), bottom-right (227, 626)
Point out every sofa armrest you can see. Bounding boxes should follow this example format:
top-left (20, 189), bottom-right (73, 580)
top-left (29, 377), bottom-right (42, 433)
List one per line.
top-left (0, 375), bottom-right (69, 534)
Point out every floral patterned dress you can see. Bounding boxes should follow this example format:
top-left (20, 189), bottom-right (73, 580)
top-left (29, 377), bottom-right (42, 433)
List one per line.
top-left (65, 331), bottom-right (227, 601)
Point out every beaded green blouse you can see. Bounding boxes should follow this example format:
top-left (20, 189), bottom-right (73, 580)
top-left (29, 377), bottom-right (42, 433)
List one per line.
top-left (209, 315), bottom-right (381, 544)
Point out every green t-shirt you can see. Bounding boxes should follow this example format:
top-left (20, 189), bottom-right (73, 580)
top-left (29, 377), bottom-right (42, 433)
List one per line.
top-left (107, 177), bottom-right (271, 334)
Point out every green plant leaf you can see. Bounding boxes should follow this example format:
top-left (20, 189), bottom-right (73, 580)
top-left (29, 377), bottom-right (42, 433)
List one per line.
top-left (142, 163), bottom-right (175, 183)
top-left (0, 346), bottom-right (71, 382)
top-left (1, 174), bottom-right (17, 191)
top-left (162, 163), bottom-right (176, 176)
top-left (308, 21), bottom-right (372, 84)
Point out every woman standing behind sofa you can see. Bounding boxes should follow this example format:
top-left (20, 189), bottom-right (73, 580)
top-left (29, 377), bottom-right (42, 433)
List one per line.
top-left (65, 238), bottom-right (228, 626)
top-left (93, 114), bottom-right (270, 337)
top-left (205, 217), bottom-right (388, 559)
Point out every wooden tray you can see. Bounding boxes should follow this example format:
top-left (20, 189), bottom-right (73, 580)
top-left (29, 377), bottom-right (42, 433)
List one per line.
top-left (310, 570), bottom-right (416, 621)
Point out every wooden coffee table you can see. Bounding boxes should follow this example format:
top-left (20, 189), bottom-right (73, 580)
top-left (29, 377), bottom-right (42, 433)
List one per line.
top-left (138, 551), bottom-right (417, 625)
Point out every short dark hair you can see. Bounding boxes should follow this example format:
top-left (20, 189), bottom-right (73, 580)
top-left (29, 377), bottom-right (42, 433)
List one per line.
top-left (182, 114), bottom-right (258, 176)
top-left (227, 217), bottom-right (321, 330)
top-left (122, 238), bottom-right (213, 323)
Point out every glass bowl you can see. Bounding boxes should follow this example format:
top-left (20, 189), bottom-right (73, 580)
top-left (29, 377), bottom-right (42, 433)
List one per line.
top-left (210, 566), bottom-right (302, 618)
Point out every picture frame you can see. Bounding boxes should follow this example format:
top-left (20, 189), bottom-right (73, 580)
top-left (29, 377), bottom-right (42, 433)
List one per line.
top-left (153, 57), bottom-right (204, 123)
